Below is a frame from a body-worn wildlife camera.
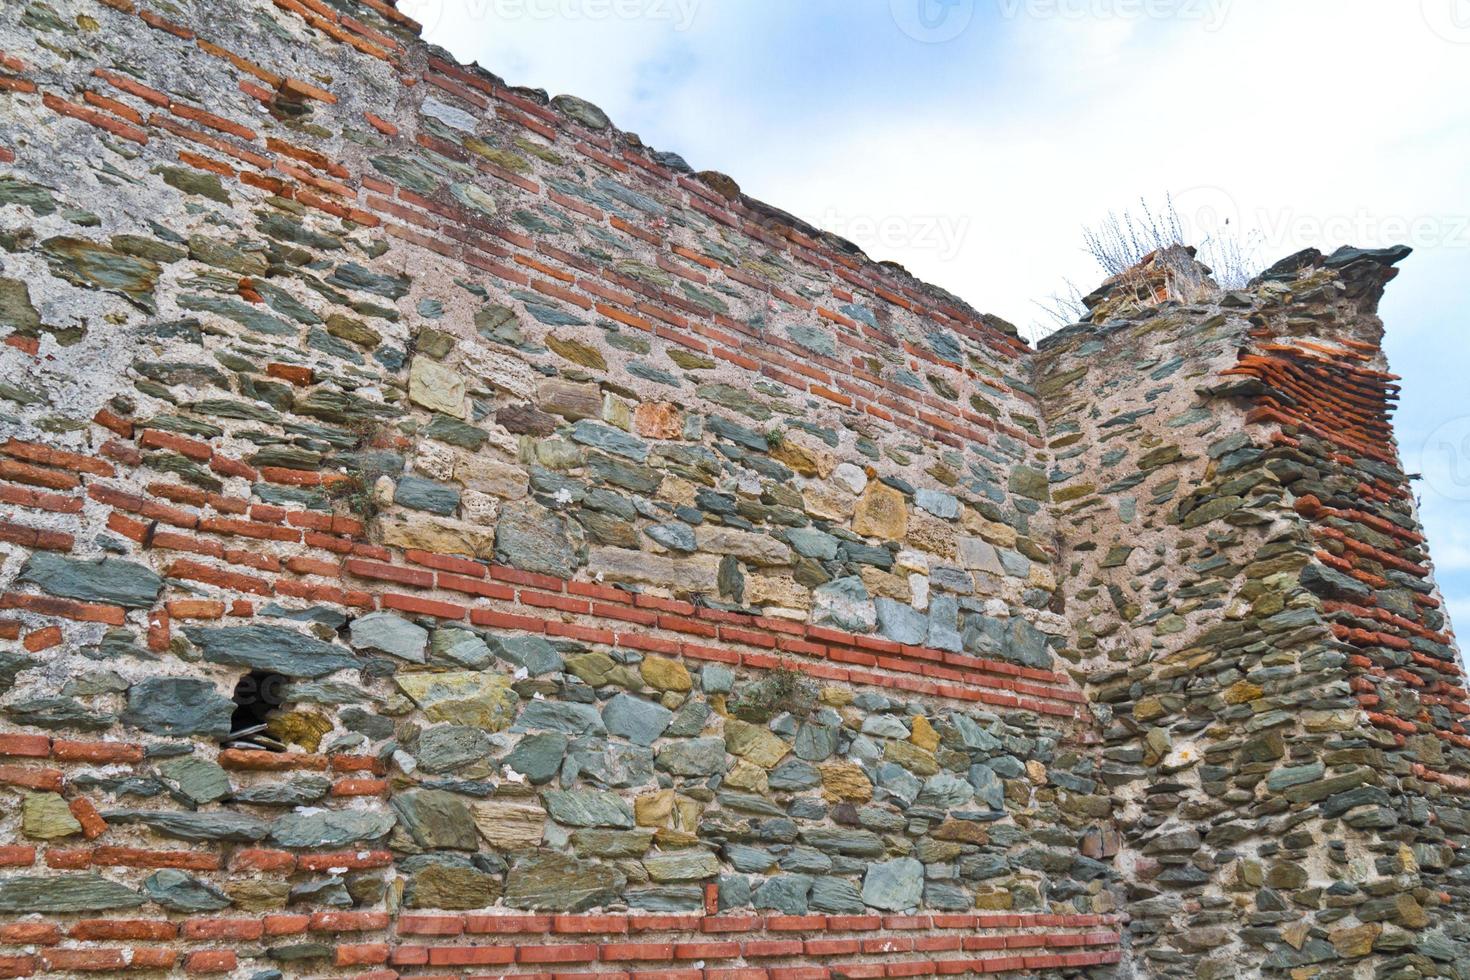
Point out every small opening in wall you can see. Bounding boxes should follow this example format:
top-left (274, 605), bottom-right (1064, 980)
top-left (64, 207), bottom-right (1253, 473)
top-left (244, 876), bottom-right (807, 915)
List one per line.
top-left (227, 670), bottom-right (290, 749)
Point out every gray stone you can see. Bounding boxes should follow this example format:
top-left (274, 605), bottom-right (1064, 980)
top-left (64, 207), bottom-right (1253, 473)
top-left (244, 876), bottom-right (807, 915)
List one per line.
top-left (875, 598), bottom-right (926, 645)
top-left (571, 420), bottom-right (649, 462)
top-left (515, 701), bottom-right (605, 735)
top-left (417, 725), bottom-right (495, 774)
top-left (271, 809), bottom-right (397, 848)
top-left (349, 613), bottom-right (428, 663)
top-left (232, 776), bottom-right (331, 806)
top-left (914, 488), bottom-right (960, 519)
top-left (643, 850), bottom-right (720, 882)
top-left (917, 773), bottom-right (974, 810)
top-left (770, 760), bottom-right (821, 792)
top-left (506, 733), bottom-right (568, 784)
top-left (810, 876), bottom-right (865, 914)
top-left (183, 626), bottom-right (358, 679)
top-left (495, 501), bottom-right (579, 578)
top-left (491, 634), bottom-right (564, 675)
top-left (646, 522), bottom-right (696, 553)
top-left (813, 577), bottom-right (877, 633)
top-left (104, 811), bottom-right (270, 843)
top-left (0, 874), bottom-right (144, 913)
top-left (787, 527), bottom-right (840, 561)
top-left (431, 629), bottom-right (493, 669)
top-left (656, 737), bottom-right (728, 776)
top-left (602, 693), bottom-right (673, 747)
top-left (702, 665), bottom-right (735, 694)
top-left (394, 475), bottom-right (461, 515)
top-left (968, 764), bottom-right (1005, 811)
top-left (122, 678), bottom-right (233, 738)
top-left (544, 789), bottom-right (634, 828)
top-left (505, 851), bottom-right (626, 911)
top-left (665, 700), bottom-right (712, 738)
top-left (144, 870), bottom-right (231, 912)
top-left (393, 790), bottom-right (478, 850)
top-left (159, 757), bottom-right (231, 805)
top-left (861, 857), bottom-right (923, 911)
top-left (565, 740), bottom-right (654, 788)
top-left (754, 874), bottom-right (813, 914)
top-left (16, 553), bottom-right (162, 608)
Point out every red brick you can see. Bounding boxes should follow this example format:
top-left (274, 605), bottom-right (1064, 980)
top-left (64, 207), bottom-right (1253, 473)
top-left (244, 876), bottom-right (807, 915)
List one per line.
top-left (183, 918), bottom-right (265, 940)
top-left (0, 923), bottom-right (59, 945)
top-left (92, 846), bottom-right (219, 871)
top-left (52, 740), bottom-right (144, 763)
top-left (40, 948), bottom-right (127, 971)
top-left (465, 914), bottom-right (552, 934)
top-left (311, 911), bottom-right (390, 932)
top-left (337, 944), bottom-right (391, 966)
top-left (0, 765), bottom-right (63, 791)
top-left (71, 919), bottom-right (176, 941)
top-left (381, 591), bottom-right (468, 620)
top-left (184, 950), bottom-right (236, 974)
top-left (345, 557), bottom-right (433, 587)
top-left (0, 846), bottom-right (36, 867)
top-left (264, 914), bottom-right (310, 935)
top-left (601, 943), bottom-right (674, 962)
top-left (298, 849), bottom-right (394, 871)
top-left (68, 796), bottom-right (107, 839)
top-left (397, 914), bottom-right (465, 936)
top-left (0, 955), bottom-right (35, 978)
top-left (519, 944), bottom-right (598, 964)
top-left (674, 942), bottom-right (740, 959)
top-left (429, 946), bottom-right (517, 966)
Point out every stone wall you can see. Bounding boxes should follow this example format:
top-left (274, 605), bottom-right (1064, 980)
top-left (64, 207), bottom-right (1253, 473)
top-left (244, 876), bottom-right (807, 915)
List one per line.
top-left (1037, 246), bottom-right (1470, 978)
top-left (0, 0), bottom-right (1461, 978)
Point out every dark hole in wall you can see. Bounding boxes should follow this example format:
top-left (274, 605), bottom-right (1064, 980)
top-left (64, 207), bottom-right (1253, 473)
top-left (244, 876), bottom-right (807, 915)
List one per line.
top-left (230, 670), bottom-right (289, 737)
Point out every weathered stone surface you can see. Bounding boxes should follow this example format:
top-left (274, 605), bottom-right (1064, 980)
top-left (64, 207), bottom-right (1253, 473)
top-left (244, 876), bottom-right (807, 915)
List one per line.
top-left (409, 357), bottom-right (467, 417)
top-left (861, 857), bottom-right (923, 912)
top-left (349, 612), bottom-right (429, 662)
top-left (587, 548), bottom-right (720, 592)
top-left (603, 693), bottom-right (674, 746)
top-left (544, 789), bottom-right (635, 828)
top-left (472, 800), bottom-right (547, 849)
top-left (396, 672), bottom-right (518, 731)
top-left (271, 810), bottom-right (397, 848)
top-left (22, 792), bottom-right (81, 839)
top-left (122, 678), bottom-right (234, 737)
top-left (144, 870), bottom-right (231, 912)
top-left (17, 554), bottom-right (162, 608)
top-left (494, 500), bottom-right (579, 578)
top-left (393, 790), bottom-right (479, 850)
top-left (183, 626), bottom-right (357, 679)
top-left (504, 852), bottom-right (626, 912)
top-left (0, 875), bottom-right (144, 913)
top-left (852, 483), bottom-right (908, 539)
